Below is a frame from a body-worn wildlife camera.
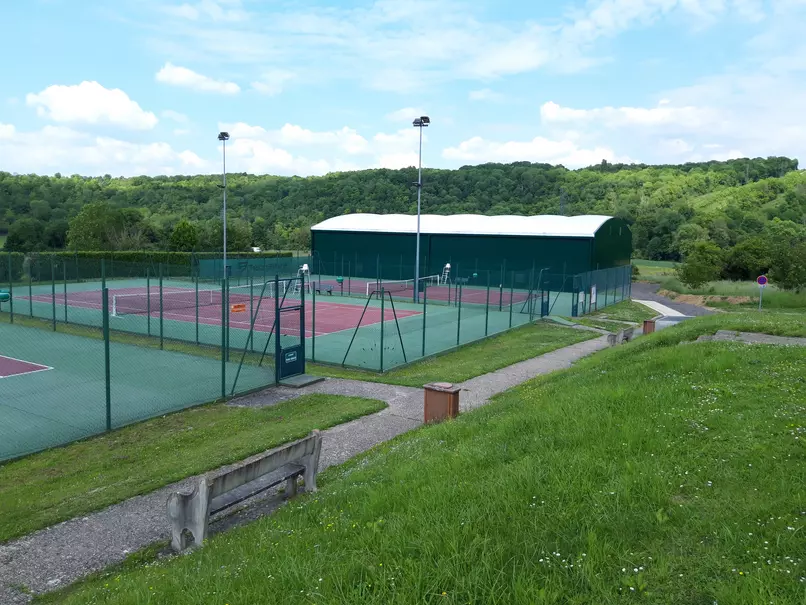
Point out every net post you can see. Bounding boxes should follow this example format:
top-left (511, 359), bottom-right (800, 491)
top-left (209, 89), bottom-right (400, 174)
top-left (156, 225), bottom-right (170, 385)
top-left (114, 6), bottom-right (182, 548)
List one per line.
top-left (485, 270), bottom-right (490, 336)
top-left (159, 263), bottom-right (164, 351)
top-left (7, 253), bottom-right (13, 323)
top-left (456, 282), bottom-right (463, 346)
top-left (50, 255), bottom-right (56, 331)
top-left (102, 287), bottom-right (112, 431)
top-left (421, 281), bottom-right (427, 357)
top-left (379, 288), bottom-right (385, 372)
top-left (63, 258), bottom-right (68, 323)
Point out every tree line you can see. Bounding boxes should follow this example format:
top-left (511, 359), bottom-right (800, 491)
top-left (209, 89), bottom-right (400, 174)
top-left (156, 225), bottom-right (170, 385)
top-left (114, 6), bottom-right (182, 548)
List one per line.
top-left (1, 156), bottom-right (804, 287)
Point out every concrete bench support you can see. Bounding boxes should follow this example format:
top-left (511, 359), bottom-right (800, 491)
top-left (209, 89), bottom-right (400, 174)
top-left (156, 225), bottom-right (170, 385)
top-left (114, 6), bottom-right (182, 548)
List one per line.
top-left (167, 430), bottom-right (322, 552)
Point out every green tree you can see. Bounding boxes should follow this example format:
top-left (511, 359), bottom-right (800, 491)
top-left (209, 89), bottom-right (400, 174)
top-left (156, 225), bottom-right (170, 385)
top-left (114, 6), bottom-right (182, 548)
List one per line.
top-left (723, 237), bottom-right (769, 281)
top-left (5, 218), bottom-right (45, 252)
top-left (67, 202), bottom-right (122, 250)
top-left (170, 220), bottom-right (199, 251)
top-left (676, 241), bottom-right (724, 288)
top-left (769, 241), bottom-right (806, 292)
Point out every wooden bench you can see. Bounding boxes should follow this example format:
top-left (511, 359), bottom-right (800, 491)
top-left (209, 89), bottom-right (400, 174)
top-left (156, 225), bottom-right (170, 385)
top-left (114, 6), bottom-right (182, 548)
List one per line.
top-left (167, 430), bottom-right (322, 552)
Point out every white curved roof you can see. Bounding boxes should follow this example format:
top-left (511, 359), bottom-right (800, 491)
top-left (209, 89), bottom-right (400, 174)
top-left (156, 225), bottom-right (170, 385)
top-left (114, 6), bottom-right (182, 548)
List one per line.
top-left (311, 214), bottom-right (614, 238)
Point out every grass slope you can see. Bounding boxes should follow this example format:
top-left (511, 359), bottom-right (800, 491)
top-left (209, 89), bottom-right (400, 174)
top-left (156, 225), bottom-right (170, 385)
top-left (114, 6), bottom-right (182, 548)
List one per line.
top-left (0, 394), bottom-right (386, 543)
top-left (47, 315), bottom-right (806, 604)
top-left (314, 322), bottom-right (596, 387)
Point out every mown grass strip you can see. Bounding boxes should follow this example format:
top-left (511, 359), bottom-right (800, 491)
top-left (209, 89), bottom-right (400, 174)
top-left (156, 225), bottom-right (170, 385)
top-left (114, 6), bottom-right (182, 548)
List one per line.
top-left (312, 322), bottom-right (597, 387)
top-left (45, 315), bottom-right (806, 604)
top-left (0, 394), bottom-right (386, 543)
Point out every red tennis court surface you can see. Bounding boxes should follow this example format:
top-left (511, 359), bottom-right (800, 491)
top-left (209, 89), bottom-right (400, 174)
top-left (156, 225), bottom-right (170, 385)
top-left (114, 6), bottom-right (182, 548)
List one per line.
top-left (0, 355), bottom-right (52, 378)
top-left (22, 287), bottom-right (420, 337)
top-left (318, 277), bottom-right (531, 305)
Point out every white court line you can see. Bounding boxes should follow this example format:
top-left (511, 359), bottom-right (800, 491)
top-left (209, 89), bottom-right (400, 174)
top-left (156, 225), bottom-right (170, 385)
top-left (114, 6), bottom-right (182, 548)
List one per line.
top-left (0, 354), bottom-right (54, 379)
top-left (633, 299), bottom-right (685, 318)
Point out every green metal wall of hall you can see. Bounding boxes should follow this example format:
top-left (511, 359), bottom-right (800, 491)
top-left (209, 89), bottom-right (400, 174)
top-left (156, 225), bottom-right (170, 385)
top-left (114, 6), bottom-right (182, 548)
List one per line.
top-left (312, 217), bottom-right (632, 282)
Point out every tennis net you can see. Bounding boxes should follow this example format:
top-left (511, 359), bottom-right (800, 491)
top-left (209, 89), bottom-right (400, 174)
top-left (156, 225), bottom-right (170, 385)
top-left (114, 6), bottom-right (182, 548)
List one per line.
top-left (112, 281), bottom-right (287, 317)
top-left (366, 275), bottom-right (441, 297)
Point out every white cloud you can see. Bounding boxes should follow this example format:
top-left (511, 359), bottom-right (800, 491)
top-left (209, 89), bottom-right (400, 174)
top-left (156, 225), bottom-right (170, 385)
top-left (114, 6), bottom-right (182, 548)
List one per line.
top-left (163, 0), bottom-right (247, 22)
top-left (25, 81), bottom-right (158, 130)
top-left (222, 122), bottom-right (370, 155)
top-left (443, 135), bottom-right (627, 168)
top-left (386, 107), bottom-right (428, 122)
top-left (0, 123), bottom-right (15, 139)
top-left (155, 62), bottom-right (240, 94)
top-left (469, 89), bottom-right (505, 102)
top-left (0, 124), bottom-right (210, 176)
top-left (162, 109), bottom-right (189, 123)
top-left (540, 100), bottom-right (715, 129)
top-left (251, 69), bottom-right (296, 95)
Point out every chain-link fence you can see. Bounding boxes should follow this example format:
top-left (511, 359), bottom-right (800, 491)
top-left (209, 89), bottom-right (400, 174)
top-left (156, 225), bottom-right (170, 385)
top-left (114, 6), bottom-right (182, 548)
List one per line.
top-left (304, 257), bottom-right (632, 371)
top-left (0, 253), bottom-right (310, 461)
top-left (0, 251), bottom-right (630, 461)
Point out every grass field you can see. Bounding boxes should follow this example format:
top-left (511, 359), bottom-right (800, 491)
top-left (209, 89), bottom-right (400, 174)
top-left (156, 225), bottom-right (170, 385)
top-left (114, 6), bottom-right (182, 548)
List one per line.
top-left (656, 278), bottom-right (806, 309)
top-left (46, 313), bottom-right (806, 604)
top-left (0, 394), bottom-right (386, 543)
top-left (632, 258), bottom-right (677, 281)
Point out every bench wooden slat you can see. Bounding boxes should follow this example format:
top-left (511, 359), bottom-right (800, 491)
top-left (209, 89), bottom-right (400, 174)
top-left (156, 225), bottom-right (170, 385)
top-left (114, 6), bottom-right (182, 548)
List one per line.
top-left (210, 463), bottom-right (304, 515)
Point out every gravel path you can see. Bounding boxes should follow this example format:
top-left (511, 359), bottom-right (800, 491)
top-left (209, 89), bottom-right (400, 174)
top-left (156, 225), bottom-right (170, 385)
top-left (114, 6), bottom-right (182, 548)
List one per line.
top-left (696, 330), bottom-right (806, 346)
top-left (0, 335), bottom-right (609, 602)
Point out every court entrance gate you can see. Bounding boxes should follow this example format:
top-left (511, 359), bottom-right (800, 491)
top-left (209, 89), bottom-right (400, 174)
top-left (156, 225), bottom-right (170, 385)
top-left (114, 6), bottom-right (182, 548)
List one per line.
top-left (275, 276), bottom-right (306, 381)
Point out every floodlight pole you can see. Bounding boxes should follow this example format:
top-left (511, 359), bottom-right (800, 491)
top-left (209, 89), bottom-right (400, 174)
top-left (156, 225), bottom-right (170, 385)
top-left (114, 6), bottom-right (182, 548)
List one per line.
top-left (413, 116), bottom-right (429, 303)
top-left (218, 132), bottom-right (230, 281)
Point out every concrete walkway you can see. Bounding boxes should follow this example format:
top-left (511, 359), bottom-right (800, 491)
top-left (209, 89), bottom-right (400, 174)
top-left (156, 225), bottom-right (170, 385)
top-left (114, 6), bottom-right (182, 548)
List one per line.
top-left (0, 336), bottom-right (609, 603)
top-left (633, 299), bottom-right (685, 318)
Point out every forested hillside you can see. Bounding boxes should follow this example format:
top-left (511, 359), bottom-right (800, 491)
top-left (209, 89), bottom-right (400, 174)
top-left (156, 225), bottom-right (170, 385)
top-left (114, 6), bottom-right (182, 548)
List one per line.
top-left (1, 158), bottom-right (804, 267)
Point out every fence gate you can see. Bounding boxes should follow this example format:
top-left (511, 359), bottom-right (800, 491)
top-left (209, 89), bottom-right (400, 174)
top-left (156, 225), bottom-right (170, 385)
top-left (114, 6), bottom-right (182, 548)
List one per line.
top-left (275, 277), bottom-right (306, 381)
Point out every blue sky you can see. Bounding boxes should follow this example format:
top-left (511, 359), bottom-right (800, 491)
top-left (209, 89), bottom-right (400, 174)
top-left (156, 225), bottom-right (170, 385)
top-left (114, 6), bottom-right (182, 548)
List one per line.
top-left (1, 0), bottom-right (804, 177)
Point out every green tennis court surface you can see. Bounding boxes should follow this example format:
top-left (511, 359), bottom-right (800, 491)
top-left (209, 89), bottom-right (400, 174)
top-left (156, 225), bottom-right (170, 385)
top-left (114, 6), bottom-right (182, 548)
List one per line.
top-left (0, 322), bottom-right (274, 461)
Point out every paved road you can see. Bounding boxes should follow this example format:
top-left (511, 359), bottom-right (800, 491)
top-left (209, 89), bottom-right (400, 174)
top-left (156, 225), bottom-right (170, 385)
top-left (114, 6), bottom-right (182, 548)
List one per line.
top-left (631, 282), bottom-right (713, 317)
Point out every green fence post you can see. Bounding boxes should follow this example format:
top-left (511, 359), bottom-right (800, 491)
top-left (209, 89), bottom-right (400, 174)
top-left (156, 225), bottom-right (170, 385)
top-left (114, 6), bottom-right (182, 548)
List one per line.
top-left (379, 289), bottom-right (385, 372)
top-left (50, 255), bottom-right (56, 331)
top-left (311, 285), bottom-right (316, 362)
top-left (274, 275), bottom-right (281, 384)
top-left (28, 261), bottom-right (33, 318)
top-left (485, 270), bottom-right (490, 336)
top-left (146, 268), bottom-right (151, 337)
top-left (509, 271), bottom-right (514, 328)
top-left (159, 264), bottom-right (164, 350)
top-left (421, 282), bottom-right (427, 357)
top-left (249, 270), bottom-right (254, 353)
top-left (75, 252), bottom-right (79, 284)
top-left (225, 277), bottom-right (230, 362)
top-left (102, 287), bottom-right (112, 431)
top-left (63, 259), bottom-right (68, 323)
top-left (222, 276), bottom-right (227, 398)
top-left (101, 257), bottom-right (106, 289)
top-left (195, 271), bottom-right (199, 344)
top-left (456, 283), bottom-right (463, 346)
top-left (499, 261), bottom-right (505, 311)
top-left (7, 254), bottom-right (13, 323)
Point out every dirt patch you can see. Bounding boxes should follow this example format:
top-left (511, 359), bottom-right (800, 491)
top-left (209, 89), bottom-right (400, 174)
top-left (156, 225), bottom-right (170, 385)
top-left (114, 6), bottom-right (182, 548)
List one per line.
top-left (662, 292), bottom-right (753, 307)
